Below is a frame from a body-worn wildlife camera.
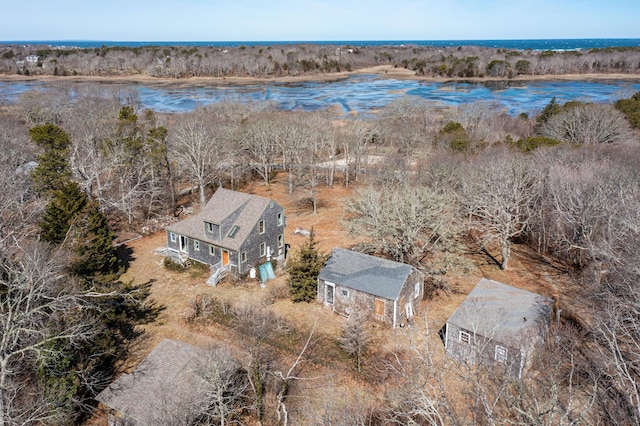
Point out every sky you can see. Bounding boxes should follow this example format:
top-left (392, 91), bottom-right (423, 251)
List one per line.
top-left (2, 0), bottom-right (639, 42)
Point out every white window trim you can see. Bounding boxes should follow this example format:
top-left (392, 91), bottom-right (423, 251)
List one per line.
top-left (259, 220), bottom-right (265, 234)
top-left (170, 232), bottom-right (177, 243)
top-left (277, 213), bottom-right (283, 226)
top-left (278, 234), bottom-right (284, 248)
top-left (209, 245), bottom-right (215, 256)
top-left (459, 330), bottom-right (471, 344)
top-left (194, 240), bottom-right (200, 251)
top-left (206, 222), bottom-right (214, 233)
top-left (495, 345), bottom-right (508, 363)
top-left (241, 252), bottom-right (247, 263)
top-left (414, 282), bottom-right (420, 299)
top-left (260, 242), bottom-right (266, 256)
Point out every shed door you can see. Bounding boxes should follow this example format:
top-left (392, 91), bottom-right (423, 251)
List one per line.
top-left (325, 283), bottom-right (335, 305)
top-left (374, 299), bottom-right (385, 317)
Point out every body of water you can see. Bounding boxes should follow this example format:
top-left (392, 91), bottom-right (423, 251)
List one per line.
top-left (2, 38), bottom-right (640, 51)
top-left (1, 75), bottom-right (639, 115)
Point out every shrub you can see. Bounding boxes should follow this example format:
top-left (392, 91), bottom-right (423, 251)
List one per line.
top-left (614, 91), bottom-right (640, 128)
top-left (163, 257), bottom-right (186, 272)
top-left (512, 136), bottom-right (562, 152)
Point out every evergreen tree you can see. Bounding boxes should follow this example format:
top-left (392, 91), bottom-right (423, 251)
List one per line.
top-left (534, 97), bottom-right (561, 134)
top-left (287, 230), bottom-right (328, 303)
top-left (29, 124), bottom-right (73, 195)
top-left (39, 182), bottom-right (88, 244)
top-left (68, 199), bottom-right (122, 284)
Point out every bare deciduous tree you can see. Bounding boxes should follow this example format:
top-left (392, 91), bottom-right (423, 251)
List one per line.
top-left (539, 103), bottom-right (632, 145)
top-left (194, 345), bottom-right (251, 426)
top-left (338, 310), bottom-right (373, 373)
top-left (345, 183), bottom-right (458, 265)
top-left (0, 242), bottom-right (95, 425)
top-left (461, 150), bottom-right (542, 270)
top-left (171, 117), bottom-right (225, 207)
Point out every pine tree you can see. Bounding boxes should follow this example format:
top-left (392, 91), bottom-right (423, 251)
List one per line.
top-left (39, 182), bottom-right (88, 244)
top-left (69, 199), bottom-right (122, 285)
top-left (287, 230), bottom-right (328, 303)
top-left (29, 124), bottom-right (73, 195)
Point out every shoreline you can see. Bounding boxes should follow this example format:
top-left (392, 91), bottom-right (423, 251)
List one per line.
top-left (1, 65), bottom-right (640, 87)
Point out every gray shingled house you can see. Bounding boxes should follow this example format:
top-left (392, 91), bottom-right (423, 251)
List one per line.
top-left (317, 248), bottom-right (424, 328)
top-left (96, 339), bottom-right (206, 425)
top-left (165, 188), bottom-right (285, 285)
top-left (444, 278), bottom-right (553, 378)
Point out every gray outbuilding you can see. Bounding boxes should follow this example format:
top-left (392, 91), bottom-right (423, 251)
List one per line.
top-left (444, 278), bottom-right (553, 378)
top-left (317, 247), bottom-right (424, 328)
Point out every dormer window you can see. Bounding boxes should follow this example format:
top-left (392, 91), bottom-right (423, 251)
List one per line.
top-left (206, 222), bottom-right (214, 233)
top-left (277, 213), bottom-right (283, 226)
top-left (228, 226), bottom-right (240, 238)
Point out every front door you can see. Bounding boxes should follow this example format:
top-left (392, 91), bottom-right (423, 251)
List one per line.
top-left (325, 283), bottom-right (335, 305)
top-left (179, 236), bottom-right (188, 253)
top-left (222, 249), bottom-right (229, 266)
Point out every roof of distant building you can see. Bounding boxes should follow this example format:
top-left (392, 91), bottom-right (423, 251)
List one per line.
top-left (447, 278), bottom-right (553, 343)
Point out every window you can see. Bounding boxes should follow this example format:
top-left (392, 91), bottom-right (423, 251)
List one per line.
top-left (170, 232), bottom-right (176, 243)
top-left (206, 222), bottom-right (214, 233)
top-left (495, 345), bottom-right (508, 363)
top-left (209, 245), bottom-right (215, 256)
top-left (260, 242), bottom-right (266, 256)
top-left (374, 299), bottom-right (385, 317)
top-left (259, 220), bottom-right (265, 234)
top-left (277, 212), bottom-right (283, 226)
top-left (414, 282), bottom-right (421, 299)
top-left (194, 240), bottom-right (200, 251)
top-left (459, 331), bottom-right (471, 344)
top-left (228, 226), bottom-right (240, 238)
top-left (341, 289), bottom-right (349, 297)
top-left (278, 234), bottom-right (284, 248)
top-left (241, 252), bottom-right (247, 263)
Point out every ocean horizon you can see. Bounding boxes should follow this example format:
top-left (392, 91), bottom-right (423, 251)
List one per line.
top-left (1, 38), bottom-right (640, 51)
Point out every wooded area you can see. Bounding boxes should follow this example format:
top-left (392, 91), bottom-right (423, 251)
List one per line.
top-left (1, 66), bottom-right (640, 424)
top-left (1, 43), bottom-right (640, 79)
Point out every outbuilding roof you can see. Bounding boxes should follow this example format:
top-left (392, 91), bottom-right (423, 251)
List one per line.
top-left (447, 278), bottom-right (553, 343)
top-left (96, 339), bottom-right (205, 424)
top-left (318, 248), bottom-right (416, 300)
top-left (166, 188), bottom-right (280, 251)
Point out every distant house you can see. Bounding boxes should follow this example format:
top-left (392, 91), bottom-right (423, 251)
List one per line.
top-left (96, 339), bottom-right (206, 426)
top-left (444, 278), bottom-right (553, 378)
top-left (164, 188), bottom-right (285, 285)
top-left (317, 248), bottom-right (424, 328)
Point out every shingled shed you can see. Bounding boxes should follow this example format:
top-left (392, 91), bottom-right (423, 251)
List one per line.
top-left (96, 339), bottom-right (206, 425)
top-left (317, 247), bottom-right (424, 328)
top-left (444, 278), bottom-right (553, 378)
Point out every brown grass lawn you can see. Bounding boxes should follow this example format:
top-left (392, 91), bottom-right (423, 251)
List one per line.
top-left (111, 172), bottom-right (571, 422)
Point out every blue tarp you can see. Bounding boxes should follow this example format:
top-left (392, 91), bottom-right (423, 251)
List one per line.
top-left (258, 262), bottom-right (275, 283)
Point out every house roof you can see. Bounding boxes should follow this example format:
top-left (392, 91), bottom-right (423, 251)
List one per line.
top-left (447, 278), bottom-right (553, 344)
top-left (96, 339), bottom-right (205, 424)
top-left (318, 248), bottom-right (417, 300)
top-left (166, 188), bottom-right (280, 251)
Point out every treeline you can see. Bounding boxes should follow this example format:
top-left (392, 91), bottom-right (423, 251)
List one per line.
top-left (2, 84), bottom-right (640, 423)
top-left (2, 43), bottom-right (640, 78)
